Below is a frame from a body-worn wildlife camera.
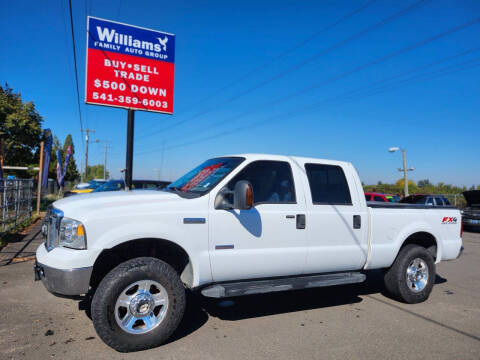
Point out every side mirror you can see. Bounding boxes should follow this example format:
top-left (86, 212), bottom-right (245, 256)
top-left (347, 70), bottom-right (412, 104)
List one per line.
top-left (214, 181), bottom-right (254, 210)
top-left (233, 180), bottom-right (254, 210)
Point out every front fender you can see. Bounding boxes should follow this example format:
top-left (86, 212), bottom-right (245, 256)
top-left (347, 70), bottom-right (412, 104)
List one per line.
top-left (86, 214), bottom-right (211, 288)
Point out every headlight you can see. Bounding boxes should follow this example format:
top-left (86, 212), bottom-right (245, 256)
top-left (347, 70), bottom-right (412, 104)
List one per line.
top-left (59, 217), bottom-right (87, 249)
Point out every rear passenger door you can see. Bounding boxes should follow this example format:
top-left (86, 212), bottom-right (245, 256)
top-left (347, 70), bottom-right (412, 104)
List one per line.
top-left (301, 162), bottom-right (369, 273)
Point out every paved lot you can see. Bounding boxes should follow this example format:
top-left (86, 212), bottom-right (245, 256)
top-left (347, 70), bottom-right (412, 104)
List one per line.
top-left (0, 231), bottom-right (479, 360)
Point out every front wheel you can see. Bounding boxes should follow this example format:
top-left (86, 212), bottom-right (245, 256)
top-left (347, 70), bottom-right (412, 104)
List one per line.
top-left (384, 244), bottom-right (435, 304)
top-left (91, 257), bottom-right (186, 352)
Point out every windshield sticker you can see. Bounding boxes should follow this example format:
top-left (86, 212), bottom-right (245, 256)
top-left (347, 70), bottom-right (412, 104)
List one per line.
top-left (181, 163), bottom-right (223, 191)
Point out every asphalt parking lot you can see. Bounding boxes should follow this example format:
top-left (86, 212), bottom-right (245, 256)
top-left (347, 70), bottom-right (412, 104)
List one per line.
top-left (0, 231), bottom-right (479, 360)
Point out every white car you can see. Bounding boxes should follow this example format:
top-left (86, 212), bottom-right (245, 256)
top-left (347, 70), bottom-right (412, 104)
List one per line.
top-left (35, 154), bottom-right (463, 352)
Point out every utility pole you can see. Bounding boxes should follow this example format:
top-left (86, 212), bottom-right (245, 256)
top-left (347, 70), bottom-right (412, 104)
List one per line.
top-left (103, 141), bottom-right (110, 180)
top-left (83, 129), bottom-right (95, 181)
top-left (401, 149), bottom-right (408, 197)
top-left (389, 147), bottom-right (414, 197)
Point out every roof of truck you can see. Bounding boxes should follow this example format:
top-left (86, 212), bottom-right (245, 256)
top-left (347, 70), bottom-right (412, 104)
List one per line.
top-left (224, 153), bottom-right (352, 167)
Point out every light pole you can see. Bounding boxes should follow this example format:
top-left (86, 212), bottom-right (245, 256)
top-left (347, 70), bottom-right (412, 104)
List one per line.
top-left (388, 147), bottom-right (414, 197)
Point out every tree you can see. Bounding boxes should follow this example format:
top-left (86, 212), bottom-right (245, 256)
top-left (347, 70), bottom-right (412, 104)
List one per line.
top-left (417, 179), bottom-right (431, 188)
top-left (48, 136), bottom-right (61, 180)
top-left (395, 178), bottom-right (417, 191)
top-left (62, 134), bottom-right (80, 181)
top-left (0, 84), bottom-right (43, 175)
top-left (86, 164), bottom-right (108, 181)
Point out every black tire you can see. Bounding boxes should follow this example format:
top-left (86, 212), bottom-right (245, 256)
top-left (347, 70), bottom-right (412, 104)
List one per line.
top-left (384, 244), bottom-right (435, 304)
top-left (91, 257), bottom-right (186, 352)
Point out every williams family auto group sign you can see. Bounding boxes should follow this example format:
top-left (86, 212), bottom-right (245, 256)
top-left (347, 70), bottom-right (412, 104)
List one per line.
top-left (85, 16), bottom-right (175, 114)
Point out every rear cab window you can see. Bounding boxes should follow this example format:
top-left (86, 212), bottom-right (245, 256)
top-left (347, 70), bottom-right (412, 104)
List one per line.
top-left (304, 163), bottom-right (352, 205)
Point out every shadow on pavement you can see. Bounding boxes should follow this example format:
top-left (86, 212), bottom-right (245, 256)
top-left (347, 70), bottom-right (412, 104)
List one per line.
top-left (76, 270), bottom-right (450, 344)
top-left (200, 270), bottom-right (387, 321)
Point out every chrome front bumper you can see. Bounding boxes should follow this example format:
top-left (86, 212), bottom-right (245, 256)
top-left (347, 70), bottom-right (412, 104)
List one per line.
top-left (34, 261), bottom-right (92, 296)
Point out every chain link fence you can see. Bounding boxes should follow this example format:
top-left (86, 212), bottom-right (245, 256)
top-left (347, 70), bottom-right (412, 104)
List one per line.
top-left (1, 179), bottom-right (34, 233)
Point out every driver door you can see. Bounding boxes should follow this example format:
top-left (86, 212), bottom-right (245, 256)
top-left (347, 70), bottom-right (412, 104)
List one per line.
top-left (208, 160), bottom-right (308, 282)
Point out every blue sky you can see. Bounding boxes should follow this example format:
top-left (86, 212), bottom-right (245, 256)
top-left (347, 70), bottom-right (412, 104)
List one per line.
top-left (1, 0), bottom-right (479, 186)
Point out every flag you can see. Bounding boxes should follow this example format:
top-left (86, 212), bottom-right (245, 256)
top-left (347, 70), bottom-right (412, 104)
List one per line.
top-left (56, 149), bottom-right (62, 186)
top-left (56, 145), bottom-right (72, 187)
top-left (0, 159), bottom-right (3, 193)
top-left (41, 129), bottom-right (52, 189)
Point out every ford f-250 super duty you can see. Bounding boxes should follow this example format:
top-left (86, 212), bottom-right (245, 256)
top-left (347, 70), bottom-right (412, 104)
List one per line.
top-left (34, 154), bottom-right (463, 352)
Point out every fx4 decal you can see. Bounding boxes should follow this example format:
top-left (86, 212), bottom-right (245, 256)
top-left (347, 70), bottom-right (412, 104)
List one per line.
top-left (441, 217), bottom-right (457, 224)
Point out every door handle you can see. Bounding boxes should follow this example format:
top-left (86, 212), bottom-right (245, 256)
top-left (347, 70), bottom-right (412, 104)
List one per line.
top-left (353, 215), bottom-right (361, 229)
top-left (296, 214), bottom-right (306, 229)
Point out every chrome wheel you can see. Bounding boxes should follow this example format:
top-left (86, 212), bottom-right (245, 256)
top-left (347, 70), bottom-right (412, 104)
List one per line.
top-left (406, 258), bottom-right (429, 293)
top-left (114, 280), bottom-right (169, 334)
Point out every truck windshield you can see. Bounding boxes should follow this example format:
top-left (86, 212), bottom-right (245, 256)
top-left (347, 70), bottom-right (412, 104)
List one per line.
top-left (165, 157), bottom-right (244, 196)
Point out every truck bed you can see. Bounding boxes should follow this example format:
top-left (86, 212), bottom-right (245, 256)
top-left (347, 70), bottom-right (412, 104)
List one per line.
top-left (367, 202), bottom-right (456, 209)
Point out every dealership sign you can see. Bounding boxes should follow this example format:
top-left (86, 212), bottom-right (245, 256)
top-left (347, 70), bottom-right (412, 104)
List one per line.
top-left (85, 17), bottom-right (175, 113)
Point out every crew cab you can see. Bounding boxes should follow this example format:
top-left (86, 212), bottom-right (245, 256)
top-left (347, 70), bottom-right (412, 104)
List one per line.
top-left (34, 154), bottom-right (463, 352)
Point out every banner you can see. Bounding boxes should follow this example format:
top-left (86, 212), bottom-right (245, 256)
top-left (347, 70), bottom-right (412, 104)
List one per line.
top-left (56, 149), bottom-right (62, 186)
top-left (56, 146), bottom-right (72, 187)
top-left (41, 129), bottom-right (52, 189)
top-left (0, 158), bottom-right (3, 193)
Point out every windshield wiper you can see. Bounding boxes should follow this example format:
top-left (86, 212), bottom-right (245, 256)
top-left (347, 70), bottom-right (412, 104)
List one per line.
top-left (166, 186), bottom-right (185, 192)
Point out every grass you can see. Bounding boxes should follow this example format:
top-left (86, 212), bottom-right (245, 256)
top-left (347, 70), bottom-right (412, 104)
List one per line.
top-left (0, 214), bottom-right (41, 250)
top-left (40, 193), bottom-right (61, 212)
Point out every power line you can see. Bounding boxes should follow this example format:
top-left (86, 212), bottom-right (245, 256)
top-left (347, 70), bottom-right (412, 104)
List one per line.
top-left (163, 47), bottom-right (480, 142)
top-left (142, 58), bottom-right (480, 154)
top-left (135, 0), bottom-right (378, 138)
top-left (180, 0), bottom-right (378, 111)
top-left (136, 0), bottom-right (429, 140)
top-left (137, 17), bottom-right (480, 155)
top-left (68, 0), bottom-right (85, 133)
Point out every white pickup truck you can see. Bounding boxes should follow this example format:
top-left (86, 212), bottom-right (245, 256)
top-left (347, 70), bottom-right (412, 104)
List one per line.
top-left (35, 154), bottom-right (463, 352)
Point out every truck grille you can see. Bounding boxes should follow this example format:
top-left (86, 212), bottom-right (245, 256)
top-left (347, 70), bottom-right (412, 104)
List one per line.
top-left (43, 208), bottom-right (63, 252)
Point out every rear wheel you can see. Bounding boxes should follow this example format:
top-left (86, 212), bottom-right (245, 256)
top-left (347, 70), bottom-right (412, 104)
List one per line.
top-left (91, 257), bottom-right (185, 352)
top-left (384, 244), bottom-right (435, 303)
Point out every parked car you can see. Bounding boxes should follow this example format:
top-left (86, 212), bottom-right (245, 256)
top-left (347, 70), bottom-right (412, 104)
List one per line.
top-left (92, 179), bottom-right (171, 193)
top-left (365, 192), bottom-right (401, 202)
top-left (401, 194), bottom-right (451, 206)
top-left (74, 182), bottom-right (94, 190)
top-left (35, 154), bottom-right (462, 352)
top-left (65, 179), bottom-right (107, 196)
top-left (462, 190), bottom-right (480, 230)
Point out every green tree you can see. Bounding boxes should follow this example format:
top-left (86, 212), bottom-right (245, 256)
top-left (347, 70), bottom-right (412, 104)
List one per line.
top-left (86, 164), bottom-right (108, 181)
top-left (418, 179), bottom-right (431, 188)
top-left (48, 136), bottom-right (61, 180)
top-left (62, 134), bottom-right (80, 181)
top-left (0, 84), bottom-right (43, 175)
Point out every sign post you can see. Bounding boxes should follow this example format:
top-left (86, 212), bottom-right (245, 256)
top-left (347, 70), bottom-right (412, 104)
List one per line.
top-left (85, 17), bottom-right (175, 188)
top-left (126, 110), bottom-right (134, 189)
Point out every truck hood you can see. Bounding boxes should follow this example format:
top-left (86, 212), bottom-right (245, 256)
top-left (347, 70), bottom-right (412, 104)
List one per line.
top-left (52, 190), bottom-right (182, 221)
top-left (463, 190), bottom-right (480, 208)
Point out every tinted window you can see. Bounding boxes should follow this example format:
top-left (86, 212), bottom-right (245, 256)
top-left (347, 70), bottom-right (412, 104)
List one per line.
top-left (305, 164), bottom-right (352, 205)
top-left (374, 196), bottom-right (385, 202)
top-left (228, 161), bottom-right (296, 204)
top-left (434, 197), bottom-right (444, 206)
top-left (425, 197), bottom-right (434, 205)
top-left (444, 198), bottom-right (451, 205)
top-left (365, 195), bottom-right (371, 201)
